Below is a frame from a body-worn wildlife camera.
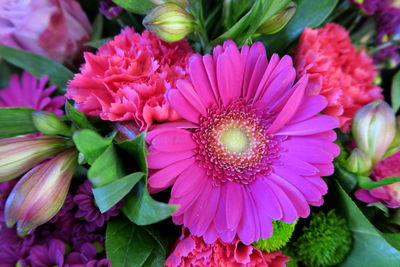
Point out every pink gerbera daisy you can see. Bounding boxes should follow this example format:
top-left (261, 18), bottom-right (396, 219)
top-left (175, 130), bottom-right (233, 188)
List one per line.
top-left (147, 41), bottom-right (339, 244)
top-left (0, 71), bottom-right (65, 116)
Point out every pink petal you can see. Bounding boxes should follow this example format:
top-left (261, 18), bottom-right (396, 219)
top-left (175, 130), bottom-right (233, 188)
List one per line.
top-left (276, 115), bottom-right (338, 136)
top-left (176, 80), bottom-right (207, 115)
top-left (225, 182), bottom-right (243, 231)
top-left (267, 182), bottom-right (298, 223)
top-left (167, 89), bottom-right (201, 124)
top-left (291, 95), bottom-right (328, 124)
top-left (147, 148), bottom-right (194, 169)
top-left (214, 184), bottom-right (236, 243)
top-left (151, 130), bottom-right (196, 152)
top-left (250, 179), bottom-right (283, 220)
top-left (267, 75), bottom-right (307, 133)
top-left (237, 187), bottom-right (259, 244)
top-left (148, 158), bottom-right (195, 193)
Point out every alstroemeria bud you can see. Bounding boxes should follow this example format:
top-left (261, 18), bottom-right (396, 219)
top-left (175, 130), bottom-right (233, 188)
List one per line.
top-left (5, 149), bottom-right (78, 236)
top-left (352, 100), bottom-right (396, 164)
top-left (0, 136), bottom-right (73, 182)
top-left (256, 2), bottom-right (296, 35)
top-left (32, 111), bottom-right (71, 136)
top-left (346, 148), bottom-right (372, 174)
top-left (143, 3), bottom-right (196, 42)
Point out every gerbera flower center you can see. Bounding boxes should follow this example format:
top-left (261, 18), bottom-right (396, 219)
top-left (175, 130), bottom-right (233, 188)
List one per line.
top-left (192, 101), bottom-right (284, 185)
top-left (219, 127), bottom-right (250, 153)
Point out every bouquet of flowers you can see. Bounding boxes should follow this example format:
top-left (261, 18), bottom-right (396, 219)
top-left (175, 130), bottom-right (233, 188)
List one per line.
top-left (0, 0), bottom-right (399, 266)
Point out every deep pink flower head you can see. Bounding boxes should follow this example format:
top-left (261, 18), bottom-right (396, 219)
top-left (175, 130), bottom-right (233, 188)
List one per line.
top-left (294, 23), bottom-right (383, 132)
top-left (166, 230), bottom-right (289, 267)
top-left (147, 41), bottom-right (339, 244)
top-left (0, 0), bottom-right (91, 63)
top-left (67, 27), bottom-right (193, 130)
top-left (355, 151), bottom-right (400, 208)
top-left (0, 72), bottom-right (65, 116)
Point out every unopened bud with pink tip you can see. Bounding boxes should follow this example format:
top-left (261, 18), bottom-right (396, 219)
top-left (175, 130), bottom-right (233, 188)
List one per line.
top-left (352, 100), bottom-right (396, 165)
top-left (5, 149), bottom-right (78, 236)
top-left (0, 135), bottom-right (73, 182)
top-left (346, 148), bottom-right (372, 174)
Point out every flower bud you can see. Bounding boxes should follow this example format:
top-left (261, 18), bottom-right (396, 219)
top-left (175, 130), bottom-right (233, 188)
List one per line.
top-left (32, 111), bottom-right (71, 136)
top-left (0, 136), bottom-right (73, 182)
top-left (346, 148), bottom-right (372, 174)
top-left (150, 0), bottom-right (189, 7)
top-left (5, 149), bottom-right (78, 236)
top-left (256, 2), bottom-right (296, 35)
top-left (352, 100), bottom-right (396, 164)
top-left (143, 3), bottom-right (196, 42)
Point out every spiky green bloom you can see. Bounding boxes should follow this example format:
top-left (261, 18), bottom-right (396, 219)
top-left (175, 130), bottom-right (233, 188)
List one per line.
top-left (253, 220), bottom-right (297, 252)
top-left (293, 210), bottom-right (352, 267)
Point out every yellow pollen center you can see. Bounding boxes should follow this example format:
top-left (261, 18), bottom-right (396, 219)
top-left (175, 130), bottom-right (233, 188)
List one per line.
top-left (220, 127), bottom-right (250, 153)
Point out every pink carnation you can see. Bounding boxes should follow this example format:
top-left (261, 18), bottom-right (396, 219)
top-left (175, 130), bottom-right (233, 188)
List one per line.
top-left (355, 151), bottom-right (400, 208)
top-left (166, 231), bottom-right (289, 267)
top-left (0, 0), bottom-right (91, 63)
top-left (0, 71), bottom-right (64, 115)
top-left (67, 27), bottom-right (193, 130)
top-left (294, 23), bottom-right (383, 132)
top-left (147, 41), bottom-right (339, 244)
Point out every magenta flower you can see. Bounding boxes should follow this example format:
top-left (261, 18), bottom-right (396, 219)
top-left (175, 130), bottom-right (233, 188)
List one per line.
top-left (146, 41), bottom-right (339, 244)
top-left (0, 72), bottom-right (65, 116)
top-left (355, 151), bottom-right (400, 208)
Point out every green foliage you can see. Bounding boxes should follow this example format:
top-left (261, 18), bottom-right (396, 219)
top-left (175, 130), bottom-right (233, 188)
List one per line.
top-left (0, 107), bottom-right (38, 138)
top-left (105, 217), bottom-right (168, 267)
top-left (111, 0), bottom-right (154, 15)
top-left (293, 210), bottom-right (352, 267)
top-left (254, 220), bottom-right (297, 252)
top-left (73, 129), bottom-right (113, 165)
top-left (93, 172), bottom-right (144, 213)
top-left (65, 102), bottom-right (96, 130)
top-left (212, 0), bottom-right (290, 45)
top-left (259, 0), bottom-right (338, 54)
top-left (0, 45), bottom-right (73, 92)
top-left (391, 70), bottom-right (400, 113)
top-left (358, 176), bottom-right (400, 190)
top-left (335, 183), bottom-right (400, 267)
top-left (334, 162), bottom-right (358, 192)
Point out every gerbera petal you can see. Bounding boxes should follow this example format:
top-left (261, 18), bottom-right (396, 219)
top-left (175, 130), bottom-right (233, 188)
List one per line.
top-left (147, 148), bottom-right (194, 169)
top-left (267, 182), bottom-right (298, 223)
top-left (214, 185), bottom-right (236, 243)
top-left (250, 179), bottom-right (283, 220)
top-left (276, 115), bottom-right (339, 135)
top-left (148, 158), bottom-right (195, 192)
top-left (176, 80), bottom-right (207, 115)
top-left (267, 75), bottom-right (307, 133)
top-left (167, 89), bottom-right (201, 124)
top-left (291, 95), bottom-right (328, 123)
top-left (189, 54), bottom-right (218, 107)
top-left (151, 130), bottom-right (196, 152)
top-left (225, 182), bottom-right (243, 231)
top-left (237, 187), bottom-right (259, 245)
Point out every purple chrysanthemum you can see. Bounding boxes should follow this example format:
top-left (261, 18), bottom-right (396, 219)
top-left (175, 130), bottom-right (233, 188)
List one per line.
top-left (99, 0), bottom-right (122, 19)
top-left (73, 181), bottom-right (121, 230)
top-left (0, 72), bottom-right (65, 116)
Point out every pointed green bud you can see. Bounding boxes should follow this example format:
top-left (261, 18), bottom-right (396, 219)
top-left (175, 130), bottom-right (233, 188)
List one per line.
top-left (256, 2), bottom-right (296, 35)
top-left (5, 149), bottom-right (78, 236)
top-left (352, 100), bottom-right (395, 165)
top-left (254, 220), bottom-right (297, 252)
top-left (32, 111), bottom-right (71, 136)
top-left (346, 148), bottom-right (372, 174)
top-left (0, 135), bottom-right (73, 182)
top-left (150, 0), bottom-right (189, 7)
top-left (143, 3), bottom-right (196, 42)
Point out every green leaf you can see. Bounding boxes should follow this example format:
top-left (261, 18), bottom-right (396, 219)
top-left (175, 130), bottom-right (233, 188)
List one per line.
top-left (117, 133), bottom-right (148, 174)
top-left (93, 172), bottom-right (144, 213)
top-left (212, 0), bottom-right (291, 45)
top-left (258, 0), bottom-right (338, 54)
top-left (334, 162), bottom-right (358, 192)
top-left (65, 102), bottom-right (96, 130)
top-left (0, 107), bottom-right (37, 138)
top-left (0, 45), bottom-right (73, 91)
top-left (91, 13), bottom-right (104, 41)
top-left (73, 129), bottom-right (113, 165)
top-left (86, 38), bottom-right (112, 48)
top-left (391, 70), bottom-right (400, 113)
top-left (122, 180), bottom-right (177, 225)
top-left (106, 217), bottom-right (156, 267)
top-left (335, 183), bottom-right (400, 267)
top-left (0, 59), bottom-right (13, 89)
top-left (359, 176), bottom-right (400, 190)
top-left (88, 145), bottom-right (125, 187)
top-left (222, 0), bottom-right (253, 29)
top-left (382, 233), bottom-right (400, 251)
top-left (111, 0), bottom-right (154, 15)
